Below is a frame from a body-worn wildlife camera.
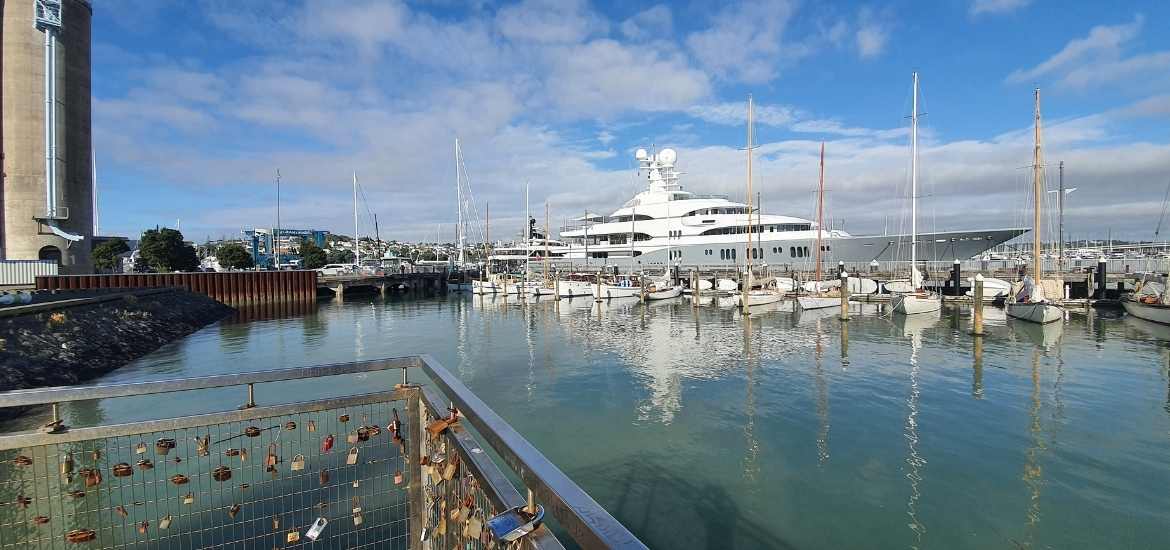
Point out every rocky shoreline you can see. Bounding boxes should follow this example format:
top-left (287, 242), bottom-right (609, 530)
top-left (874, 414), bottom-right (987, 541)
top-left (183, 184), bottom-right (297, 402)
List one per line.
top-left (0, 289), bottom-right (232, 417)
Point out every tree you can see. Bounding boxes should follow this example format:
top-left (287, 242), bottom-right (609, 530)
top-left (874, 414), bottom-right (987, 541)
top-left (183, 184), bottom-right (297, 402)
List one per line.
top-left (217, 243), bottom-right (254, 270)
top-left (327, 249), bottom-right (354, 264)
top-left (138, 228), bottom-right (198, 272)
top-left (92, 239), bottom-right (130, 273)
top-left (299, 240), bottom-right (328, 269)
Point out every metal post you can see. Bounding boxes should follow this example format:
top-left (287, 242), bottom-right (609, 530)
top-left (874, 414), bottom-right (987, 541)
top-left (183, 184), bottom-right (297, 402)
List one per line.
top-left (691, 270), bottom-right (698, 308)
top-left (1096, 258), bottom-right (1107, 299)
top-left (839, 270), bottom-right (850, 321)
top-left (951, 259), bottom-right (961, 297)
top-left (243, 383), bottom-right (256, 409)
top-left (640, 274), bottom-right (646, 303)
top-left (595, 272), bottom-right (602, 303)
top-left (972, 274), bottom-right (985, 336)
top-left (972, 334), bottom-right (984, 399)
top-left (554, 272), bottom-right (561, 301)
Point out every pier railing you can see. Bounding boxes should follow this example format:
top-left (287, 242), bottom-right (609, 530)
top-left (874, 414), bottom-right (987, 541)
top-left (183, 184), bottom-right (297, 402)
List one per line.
top-left (0, 357), bottom-right (644, 549)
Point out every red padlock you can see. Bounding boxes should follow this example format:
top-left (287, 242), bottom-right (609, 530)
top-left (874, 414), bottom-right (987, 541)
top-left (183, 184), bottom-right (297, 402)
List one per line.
top-left (321, 434), bottom-right (334, 454)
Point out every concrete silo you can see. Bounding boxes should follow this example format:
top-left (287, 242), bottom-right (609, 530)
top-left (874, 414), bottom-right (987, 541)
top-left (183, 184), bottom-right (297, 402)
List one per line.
top-left (1, 0), bottom-right (93, 273)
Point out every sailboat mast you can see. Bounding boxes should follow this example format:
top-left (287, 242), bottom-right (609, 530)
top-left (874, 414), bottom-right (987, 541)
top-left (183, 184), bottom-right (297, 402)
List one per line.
top-left (456, 138), bottom-right (464, 267)
top-left (910, 72), bottom-right (919, 283)
top-left (353, 172), bottom-right (360, 267)
top-left (1032, 88), bottom-right (1043, 280)
top-left (815, 142), bottom-right (825, 284)
top-left (275, 169), bottom-right (281, 269)
top-left (485, 203), bottom-right (491, 278)
top-left (544, 202), bottom-right (550, 280)
top-left (525, 182), bottom-right (530, 282)
top-left (746, 95), bottom-right (755, 272)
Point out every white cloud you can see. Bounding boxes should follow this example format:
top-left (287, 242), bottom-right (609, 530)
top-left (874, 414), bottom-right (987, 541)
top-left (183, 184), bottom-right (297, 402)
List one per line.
top-left (686, 101), bottom-right (902, 139)
top-left (969, 0), bottom-right (1031, 16)
top-left (1006, 15), bottom-right (1151, 86)
top-left (597, 130), bottom-right (616, 145)
top-left (620, 4), bottom-right (673, 41)
top-left (687, 102), bottom-right (797, 128)
top-left (685, 0), bottom-right (805, 84)
top-left (855, 25), bottom-right (887, 59)
top-left (855, 7), bottom-right (889, 59)
top-left (495, 0), bottom-right (606, 44)
top-left (544, 40), bottom-right (711, 116)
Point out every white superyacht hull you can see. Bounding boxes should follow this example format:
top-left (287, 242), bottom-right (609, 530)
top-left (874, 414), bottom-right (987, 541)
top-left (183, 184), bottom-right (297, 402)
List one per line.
top-left (563, 228), bottom-right (1025, 267)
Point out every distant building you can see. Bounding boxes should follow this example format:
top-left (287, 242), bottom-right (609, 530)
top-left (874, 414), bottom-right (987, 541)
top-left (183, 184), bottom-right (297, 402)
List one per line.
top-left (243, 228), bottom-right (328, 268)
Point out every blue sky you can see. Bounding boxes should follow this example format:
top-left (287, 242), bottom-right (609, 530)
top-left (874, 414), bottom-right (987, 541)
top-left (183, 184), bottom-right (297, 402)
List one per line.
top-left (93, 0), bottom-right (1170, 243)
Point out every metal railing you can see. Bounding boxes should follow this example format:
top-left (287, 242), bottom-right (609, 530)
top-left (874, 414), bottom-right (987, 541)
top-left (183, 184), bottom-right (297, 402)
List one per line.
top-left (0, 357), bottom-right (644, 549)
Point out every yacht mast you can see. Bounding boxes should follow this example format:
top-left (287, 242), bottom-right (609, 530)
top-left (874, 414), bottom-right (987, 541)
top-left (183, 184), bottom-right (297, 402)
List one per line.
top-left (485, 203), bottom-right (491, 277)
top-left (815, 142), bottom-right (825, 285)
top-left (1032, 88), bottom-right (1043, 280)
top-left (910, 72), bottom-right (920, 288)
top-left (353, 172), bottom-right (360, 267)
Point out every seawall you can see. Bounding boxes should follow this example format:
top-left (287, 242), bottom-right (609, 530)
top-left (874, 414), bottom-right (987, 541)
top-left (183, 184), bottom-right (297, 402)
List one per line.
top-left (0, 289), bottom-right (233, 401)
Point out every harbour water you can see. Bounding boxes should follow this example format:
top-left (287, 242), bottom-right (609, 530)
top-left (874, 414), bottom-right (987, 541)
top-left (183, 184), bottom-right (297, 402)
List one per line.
top-left (13, 293), bottom-right (1170, 549)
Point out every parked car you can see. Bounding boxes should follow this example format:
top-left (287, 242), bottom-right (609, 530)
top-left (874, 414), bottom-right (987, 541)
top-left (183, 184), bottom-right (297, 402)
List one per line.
top-left (317, 264), bottom-right (353, 276)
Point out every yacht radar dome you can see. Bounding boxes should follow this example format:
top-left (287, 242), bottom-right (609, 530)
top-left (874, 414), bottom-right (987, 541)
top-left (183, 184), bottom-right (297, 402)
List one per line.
top-left (658, 148), bottom-right (677, 166)
top-left (635, 148), bottom-right (648, 160)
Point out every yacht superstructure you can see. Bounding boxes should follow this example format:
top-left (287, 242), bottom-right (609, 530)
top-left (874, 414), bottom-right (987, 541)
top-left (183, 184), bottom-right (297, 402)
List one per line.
top-left (557, 148), bottom-right (1025, 268)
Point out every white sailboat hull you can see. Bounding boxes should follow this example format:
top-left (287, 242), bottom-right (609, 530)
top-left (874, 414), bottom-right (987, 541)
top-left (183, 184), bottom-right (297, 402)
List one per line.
top-left (891, 293), bottom-right (941, 315)
top-left (645, 286), bottom-right (683, 300)
top-left (738, 291), bottom-right (784, 307)
top-left (1121, 298), bottom-right (1170, 325)
top-left (592, 285), bottom-right (642, 299)
top-left (797, 296), bottom-right (839, 310)
top-left (1006, 301), bottom-right (1063, 324)
top-left (471, 280), bottom-right (501, 294)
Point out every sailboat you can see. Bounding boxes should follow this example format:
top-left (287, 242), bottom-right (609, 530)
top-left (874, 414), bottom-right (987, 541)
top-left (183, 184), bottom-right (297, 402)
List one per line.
top-left (797, 142), bottom-right (841, 311)
top-left (735, 95), bottom-right (783, 310)
top-left (1005, 89), bottom-right (1064, 324)
top-left (891, 72), bottom-right (942, 316)
top-left (472, 203), bottom-right (502, 294)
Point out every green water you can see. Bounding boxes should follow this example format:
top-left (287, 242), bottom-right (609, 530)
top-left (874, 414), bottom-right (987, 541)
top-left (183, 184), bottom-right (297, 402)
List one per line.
top-left (12, 294), bottom-right (1170, 549)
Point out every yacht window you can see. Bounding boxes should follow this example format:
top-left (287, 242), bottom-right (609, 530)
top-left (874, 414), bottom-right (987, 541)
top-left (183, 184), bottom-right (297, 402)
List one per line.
top-left (790, 246), bottom-right (796, 257)
top-left (720, 249), bottom-right (725, 260)
top-left (731, 249), bottom-right (737, 260)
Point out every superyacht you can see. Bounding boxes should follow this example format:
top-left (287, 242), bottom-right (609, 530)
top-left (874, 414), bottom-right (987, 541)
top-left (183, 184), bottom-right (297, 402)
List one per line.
top-left (557, 148), bottom-right (1025, 267)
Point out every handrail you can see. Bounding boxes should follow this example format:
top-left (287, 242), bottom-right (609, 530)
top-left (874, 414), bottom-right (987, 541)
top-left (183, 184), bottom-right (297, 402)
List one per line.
top-left (0, 355), bottom-right (421, 407)
top-left (0, 355), bottom-right (646, 549)
top-left (418, 354), bottom-right (648, 550)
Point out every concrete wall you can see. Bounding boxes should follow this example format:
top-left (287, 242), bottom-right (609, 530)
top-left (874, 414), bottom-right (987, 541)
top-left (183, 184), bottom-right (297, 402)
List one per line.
top-left (1, 0), bottom-right (93, 273)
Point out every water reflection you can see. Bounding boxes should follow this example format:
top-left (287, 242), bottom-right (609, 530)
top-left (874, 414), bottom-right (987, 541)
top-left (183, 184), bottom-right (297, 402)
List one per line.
top-left (899, 312), bottom-right (930, 549)
top-left (9, 295), bottom-right (1170, 549)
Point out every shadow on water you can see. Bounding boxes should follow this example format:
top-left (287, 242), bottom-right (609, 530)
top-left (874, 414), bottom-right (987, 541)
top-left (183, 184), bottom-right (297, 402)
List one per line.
top-left (576, 455), bottom-right (795, 550)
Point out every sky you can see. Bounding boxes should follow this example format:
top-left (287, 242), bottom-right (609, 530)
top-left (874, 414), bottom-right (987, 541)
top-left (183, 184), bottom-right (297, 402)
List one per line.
top-left (92, 0), bottom-right (1170, 244)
